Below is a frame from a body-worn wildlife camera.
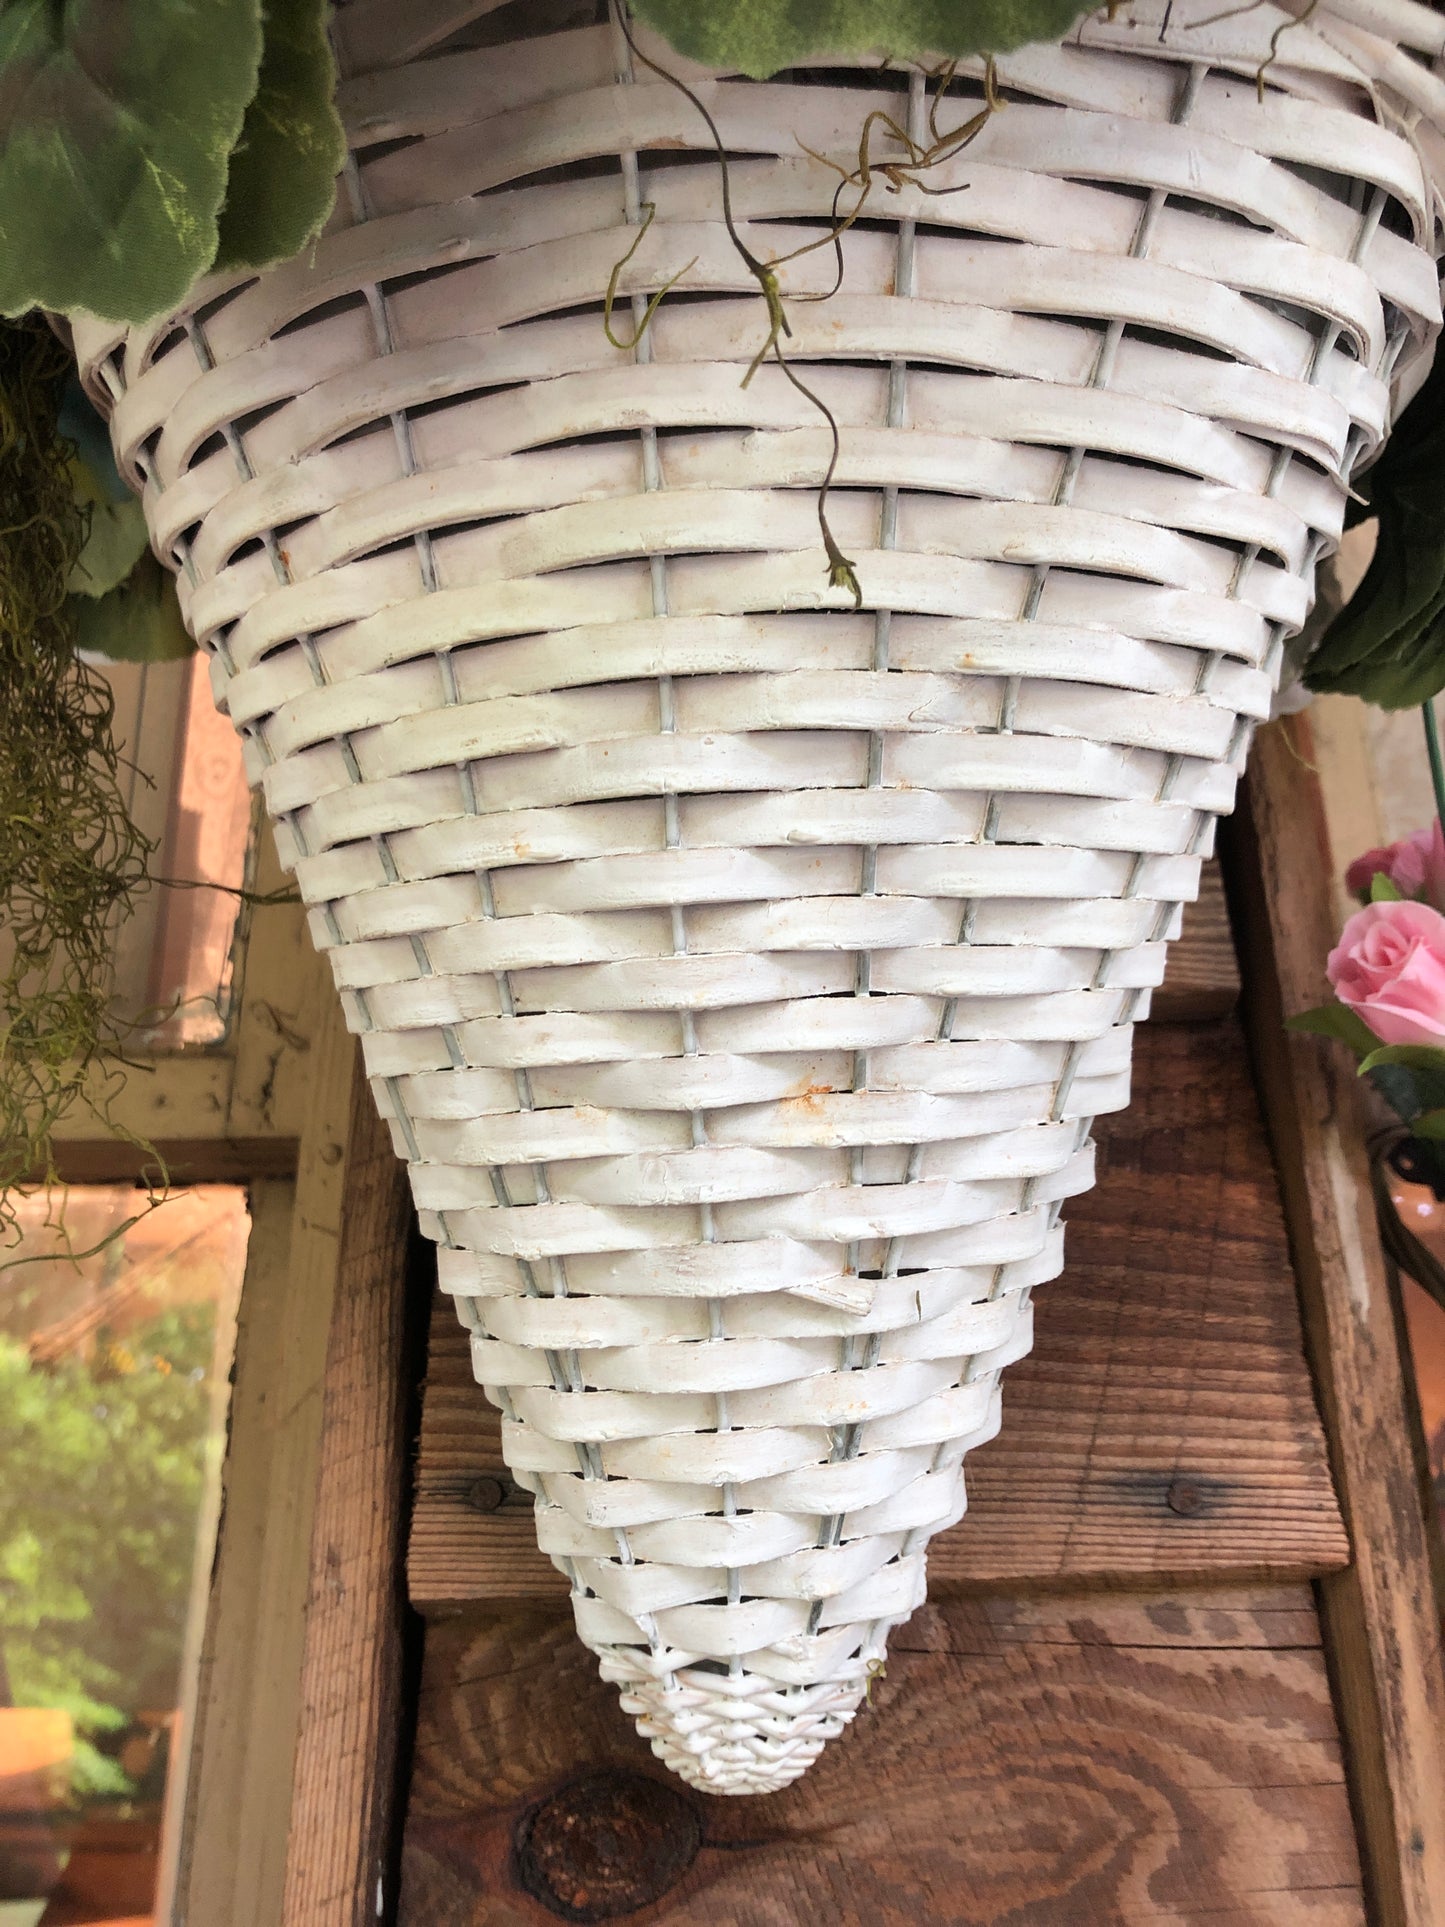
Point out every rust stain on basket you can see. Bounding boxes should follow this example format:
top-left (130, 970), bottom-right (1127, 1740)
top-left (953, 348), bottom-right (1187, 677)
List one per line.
top-left (785, 1077), bottom-right (837, 1107)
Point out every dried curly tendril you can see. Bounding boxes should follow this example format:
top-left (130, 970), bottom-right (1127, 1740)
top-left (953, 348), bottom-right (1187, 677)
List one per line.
top-left (0, 318), bottom-right (159, 1253)
top-left (607, 4), bottom-right (1005, 606)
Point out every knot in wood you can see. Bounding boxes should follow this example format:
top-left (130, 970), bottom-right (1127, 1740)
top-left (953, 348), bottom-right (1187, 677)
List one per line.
top-left (515, 1770), bottom-right (701, 1920)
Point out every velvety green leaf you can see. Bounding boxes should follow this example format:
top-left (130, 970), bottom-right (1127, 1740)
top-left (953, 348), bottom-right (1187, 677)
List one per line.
top-left (214, 0), bottom-right (346, 275)
top-left (1358, 1042), bottom-right (1445, 1075)
top-left (1305, 338), bottom-right (1445, 709)
top-left (1367, 1060), bottom-right (1426, 1125)
top-left (631, 0), bottom-right (1090, 76)
top-left (1410, 1108), bottom-right (1445, 1141)
top-left (1370, 871), bottom-right (1405, 902)
top-left (69, 551), bottom-right (193, 664)
top-left (58, 377), bottom-right (129, 505)
top-left (1286, 1003), bottom-right (1381, 1057)
top-left (0, 0), bottom-right (265, 324)
top-left (65, 458), bottom-right (149, 599)
top-left (1368, 1056), bottom-right (1445, 1124)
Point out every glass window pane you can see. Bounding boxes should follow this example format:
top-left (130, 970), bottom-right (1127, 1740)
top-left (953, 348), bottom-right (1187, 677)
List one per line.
top-left (0, 1186), bottom-right (249, 1925)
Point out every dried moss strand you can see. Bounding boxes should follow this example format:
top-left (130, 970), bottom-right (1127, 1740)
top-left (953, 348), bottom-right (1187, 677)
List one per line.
top-left (0, 318), bottom-right (163, 1251)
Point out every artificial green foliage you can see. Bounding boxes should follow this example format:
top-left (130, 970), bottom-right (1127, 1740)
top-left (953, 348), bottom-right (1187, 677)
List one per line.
top-left (1370, 1053), bottom-right (1445, 1135)
top-left (70, 550), bottom-right (194, 665)
top-left (57, 380), bottom-right (131, 506)
top-left (1305, 342), bottom-right (1445, 709)
top-left (631, 0), bottom-right (1091, 76)
top-left (64, 461), bottom-right (150, 602)
top-left (61, 376), bottom-right (153, 604)
top-left (1286, 1002), bottom-right (1382, 1055)
top-left (1290, 1001), bottom-right (1445, 1184)
top-left (0, 0), bottom-right (264, 325)
top-left (1290, 1004), bottom-right (1445, 1111)
top-left (56, 372), bottom-right (188, 656)
top-left (1358, 1042), bottom-right (1445, 1076)
top-left (0, 1305), bottom-right (214, 1793)
top-left (214, 0), bottom-right (346, 275)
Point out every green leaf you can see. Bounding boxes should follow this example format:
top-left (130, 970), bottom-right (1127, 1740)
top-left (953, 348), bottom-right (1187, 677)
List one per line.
top-left (214, 0), bottom-right (346, 275)
top-left (1286, 1003), bottom-right (1382, 1057)
top-left (1305, 334), bottom-right (1445, 710)
top-left (0, 0), bottom-right (265, 325)
top-left (58, 377), bottom-right (129, 504)
top-left (1358, 1043), bottom-right (1445, 1075)
top-left (65, 458), bottom-right (149, 600)
top-left (69, 550), bottom-right (193, 664)
top-left (1370, 871), bottom-right (1405, 902)
top-left (1367, 1061), bottom-right (1424, 1126)
top-left (1368, 1056), bottom-right (1445, 1124)
top-left (631, 0), bottom-right (1091, 76)
top-left (1410, 1108), bottom-right (1445, 1141)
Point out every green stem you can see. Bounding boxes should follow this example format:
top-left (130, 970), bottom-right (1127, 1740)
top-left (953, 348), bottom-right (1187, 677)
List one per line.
top-left (1424, 699), bottom-right (1445, 836)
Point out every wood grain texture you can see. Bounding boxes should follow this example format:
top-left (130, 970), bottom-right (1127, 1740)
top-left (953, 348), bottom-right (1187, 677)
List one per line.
top-left (165, 1176), bottom-right (326, 1927)
top-left (49, 821), bottom-right (324, 1188)
top-left (103, 656), bottom-right (192, 1021)
top-left (399, 1586), bottom-right (1365, 1925)
top-left (224, 820), bottom-right (340, 1146)
top-left (165, 980), bottom-right (361, 1927)
top-left (1226, 716), bottom-right (1445, 1927)
top-left (1151, 861), bottom-right (1240, 1023)
top-left (279, 1051), bottom-right (423, 1927)
top-left (407, 1010), bottom-right (1348, 1610)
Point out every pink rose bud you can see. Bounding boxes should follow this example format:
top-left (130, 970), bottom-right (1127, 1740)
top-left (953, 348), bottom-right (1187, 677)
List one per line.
top-left (1327, 899), bottom-right (1445, 1047)
top-left (1345, 846), bottom-right (1401, 898)
top-left (1344, 819), bottom-right (1445, 910)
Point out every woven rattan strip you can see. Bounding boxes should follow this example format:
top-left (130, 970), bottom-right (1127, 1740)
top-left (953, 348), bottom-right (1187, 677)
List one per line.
top-left (74, 0), bottom-right (1445, 1793)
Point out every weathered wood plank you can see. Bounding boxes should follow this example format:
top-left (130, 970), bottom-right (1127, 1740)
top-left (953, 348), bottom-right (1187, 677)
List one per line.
top-left (163, 1170), bottom-right (329, 1927)
top-left (1226, 715), bottom-right (1445, 1927)
top-left (224, 820), bottom-right (336, 1146)
top-left (407, 1014), bottom-right (1348, 1611)
top-left (47, 823), bottom-right (331, 1180)
top-left (50, 1131), bottom-right (298, 1187)
top-left (400, 1585), bottom-right (1364, 1925)
top-left (161, 983), bottom-right (361, 1927)
top-left (49, 1053), bottom-right (237, 1167)
top-left (279, 1051), bottom-right (423, 1927)
top-left (103, 656), bottom-right (192, 1021)
top-left (1152, 859), bottom-right (1240, 1022)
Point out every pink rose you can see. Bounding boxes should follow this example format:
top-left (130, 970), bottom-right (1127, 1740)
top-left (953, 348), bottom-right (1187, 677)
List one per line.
top-left (1345, 819), bottom-right (1445, 910)
top-left (1327, 899), bottom-right (1445, 1046)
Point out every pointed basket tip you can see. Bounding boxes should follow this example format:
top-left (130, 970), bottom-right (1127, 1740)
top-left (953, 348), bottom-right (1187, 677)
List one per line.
top-left (617, 1665), bottom-right (875, 1794)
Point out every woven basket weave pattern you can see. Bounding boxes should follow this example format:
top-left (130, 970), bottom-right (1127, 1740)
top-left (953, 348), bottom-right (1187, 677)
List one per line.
top-left (76, 0), bottom-right (1443, 1793)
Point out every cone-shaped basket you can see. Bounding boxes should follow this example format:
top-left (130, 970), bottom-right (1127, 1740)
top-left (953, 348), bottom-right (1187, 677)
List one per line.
top-left (75, 0), bottom-right (1445, 1793)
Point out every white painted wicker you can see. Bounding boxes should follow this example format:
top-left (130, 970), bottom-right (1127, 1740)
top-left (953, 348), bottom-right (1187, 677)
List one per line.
top-left (74, 0), bottom-right (1445, 1795)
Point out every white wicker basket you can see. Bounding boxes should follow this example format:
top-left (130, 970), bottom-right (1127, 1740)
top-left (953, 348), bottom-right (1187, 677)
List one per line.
top-left (74, 0), bottom-right (1445, 1795)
